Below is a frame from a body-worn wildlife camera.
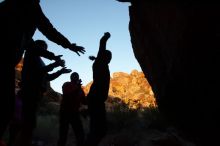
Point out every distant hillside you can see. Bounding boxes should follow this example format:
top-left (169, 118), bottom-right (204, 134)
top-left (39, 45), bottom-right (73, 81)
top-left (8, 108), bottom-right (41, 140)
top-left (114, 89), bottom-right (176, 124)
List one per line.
top-left (83, 70), bottom-right (156, 109)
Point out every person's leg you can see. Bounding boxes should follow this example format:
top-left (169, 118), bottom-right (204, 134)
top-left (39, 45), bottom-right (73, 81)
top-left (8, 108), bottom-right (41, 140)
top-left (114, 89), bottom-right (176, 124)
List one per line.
top-left (0, 66), bottom-right (15, 140)
top-left (71, 113), bottom-right (85, 146)
top-left (84, 113), bottom-right (106, 146)
top-left (14, 92), bottom-right (38, 146)
top-left (89, 106), bottom-right (107, 146)
top-left (57, 112), bottom-right (69, 146)
top-left (8, 120), bottom-right (20, 146)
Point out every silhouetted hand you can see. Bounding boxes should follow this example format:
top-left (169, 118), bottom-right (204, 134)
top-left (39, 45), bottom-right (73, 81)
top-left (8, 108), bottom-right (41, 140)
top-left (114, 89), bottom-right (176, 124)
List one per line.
top-left (54, 55), bottom-right (63, 61)
top-left (88, 56), bottom-right (96, 61)
top-left (100, 32), bottom-right (111, 42)
top-left (55, 59), bottom-right (65, 67)
top-left (69, 43), bottom-right (86, 56)
top-left (104, 32), bottom-right (111, 39)
top-left (77, 79), bottom-right (82, 86)
top-left (59, 67), bottom-right (72, 74)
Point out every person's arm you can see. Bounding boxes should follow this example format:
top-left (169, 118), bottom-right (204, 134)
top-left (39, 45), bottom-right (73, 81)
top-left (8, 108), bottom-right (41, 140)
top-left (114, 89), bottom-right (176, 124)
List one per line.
top-left (97, 32), bottom-right (111, 58)
top-left (38, 49), bottom-right (65, 62)
top-left (32, 47), bottom-right (61, 61)
top-left (46, 67), bottom-right (71, 81)
top-left (41, 59), bottom-right (65, 73)
top-left (35, 3), bottom-right (85, 55)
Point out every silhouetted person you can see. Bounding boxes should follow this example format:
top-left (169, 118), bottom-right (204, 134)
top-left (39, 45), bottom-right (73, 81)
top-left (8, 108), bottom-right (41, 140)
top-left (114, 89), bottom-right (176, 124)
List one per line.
top-left (16, 40), bottom-right (71, 146)
top-left (58, 72), bottom-right (86, 146)
top-left (0, 0), bottom-right (85, 139)
top-left (84, 32), bottom-right (112, 146)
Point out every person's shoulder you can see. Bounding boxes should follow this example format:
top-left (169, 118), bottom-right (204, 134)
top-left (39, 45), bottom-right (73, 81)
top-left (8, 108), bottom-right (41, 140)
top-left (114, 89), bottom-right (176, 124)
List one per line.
top-left (62, 81), bottom-right (71, 87)
top-left (63, 81), bottom-right (71, 85)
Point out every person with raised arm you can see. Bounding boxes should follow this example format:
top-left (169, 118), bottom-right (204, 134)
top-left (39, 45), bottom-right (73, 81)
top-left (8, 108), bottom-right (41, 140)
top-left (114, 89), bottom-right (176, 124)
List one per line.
top-left (85, 32), bottom-right (112, 146)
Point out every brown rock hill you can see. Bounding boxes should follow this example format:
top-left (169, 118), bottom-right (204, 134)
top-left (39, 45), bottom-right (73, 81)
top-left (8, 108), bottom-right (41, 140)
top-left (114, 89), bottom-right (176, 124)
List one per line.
top-left (83, 70), bottom-right (156, 109)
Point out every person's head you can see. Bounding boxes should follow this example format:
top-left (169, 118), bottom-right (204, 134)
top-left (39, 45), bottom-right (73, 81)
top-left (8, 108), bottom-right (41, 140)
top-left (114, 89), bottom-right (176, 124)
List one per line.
top-left (70, 72), bottom-right (79, 82)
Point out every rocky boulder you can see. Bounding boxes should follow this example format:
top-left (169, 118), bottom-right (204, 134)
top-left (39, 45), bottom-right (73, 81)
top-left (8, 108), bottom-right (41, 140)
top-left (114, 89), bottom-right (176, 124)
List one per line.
top-left (84, 70), bottom-right (156, 109)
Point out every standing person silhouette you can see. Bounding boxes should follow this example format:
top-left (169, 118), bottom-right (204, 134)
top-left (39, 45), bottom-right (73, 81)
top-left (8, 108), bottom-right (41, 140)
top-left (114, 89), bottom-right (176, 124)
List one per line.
top-left (16, 40), bottom-right (72, 146)
top-left (85, 32), bottom-right (112, 146)
top-left (58, 72), bottom-right (87, 146)
top-left (0, 0), bottom-right (85, 140)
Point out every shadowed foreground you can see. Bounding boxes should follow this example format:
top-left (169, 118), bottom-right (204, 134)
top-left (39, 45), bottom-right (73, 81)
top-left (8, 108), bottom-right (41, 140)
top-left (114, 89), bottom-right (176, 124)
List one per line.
top-left (6, 101), bottom-right (194, 146)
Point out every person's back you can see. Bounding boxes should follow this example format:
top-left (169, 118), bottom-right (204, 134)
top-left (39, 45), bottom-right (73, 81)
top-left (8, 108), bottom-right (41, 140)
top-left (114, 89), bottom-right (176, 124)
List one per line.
top-left (61, 81), bottom-right (85, 113)
top-left (88, 60), bottom-right (110, 104)
top-left (21, 43), bottom-right (46, 94)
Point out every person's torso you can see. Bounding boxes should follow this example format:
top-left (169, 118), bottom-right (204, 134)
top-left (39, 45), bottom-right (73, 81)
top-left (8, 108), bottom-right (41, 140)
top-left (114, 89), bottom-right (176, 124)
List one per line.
top-left (88, 61), bottom-right (110, 104)
top-left (21, 52), bottom-right (46, 92)
top-left (61, 82), bottom-right (84, 112)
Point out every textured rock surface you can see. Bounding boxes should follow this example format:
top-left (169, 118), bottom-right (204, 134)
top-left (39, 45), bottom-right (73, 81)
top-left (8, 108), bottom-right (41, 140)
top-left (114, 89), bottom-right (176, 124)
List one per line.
top-left (84, 70), bottom-right (156, 109)
top-left (117, 0), bottom-right (220, 145)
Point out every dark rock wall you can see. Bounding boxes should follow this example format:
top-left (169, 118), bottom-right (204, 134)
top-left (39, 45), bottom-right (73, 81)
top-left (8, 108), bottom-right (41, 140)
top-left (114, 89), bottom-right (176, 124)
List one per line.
top-left (118, 1), bottom-right (220, 145)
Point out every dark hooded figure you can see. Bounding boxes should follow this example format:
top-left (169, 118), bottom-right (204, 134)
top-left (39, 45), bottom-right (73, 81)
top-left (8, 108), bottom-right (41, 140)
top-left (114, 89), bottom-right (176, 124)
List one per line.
top-left (0, 0), bottom-right (85, 140)
top-left (84, 32), bottom-right (112, 146)
top-left (15, 40), bottom-right (71, 146)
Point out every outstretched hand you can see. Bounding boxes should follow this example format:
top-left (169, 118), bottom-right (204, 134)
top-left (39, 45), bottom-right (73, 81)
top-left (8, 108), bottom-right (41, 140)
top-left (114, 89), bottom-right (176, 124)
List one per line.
top-left (54, 55), bottom-right (63, 61)
top-left (60, 67), bottom-right (72, 74)
top-left (88, 56), bottom-right (96, 61)
top-left (101, 32), bottom-right (111, 42)
top-left (104, 32), bottom-right (111, 39)
top-left (55, 59), bottom-right (65, 67)
top-left (69, 43), bottom-right (86, 56)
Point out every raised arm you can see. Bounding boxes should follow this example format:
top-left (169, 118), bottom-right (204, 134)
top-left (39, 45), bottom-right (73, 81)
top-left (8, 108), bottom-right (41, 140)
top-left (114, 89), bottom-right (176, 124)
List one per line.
top-left (46, 67), bottom-right (71, 81)
top-left (97, 32), bottom-right (111, 58)
top-left (35, 3), bottom-right (85, 56)
top-left (32, 47), bottom-right (61, 61)
top-left (41, 59), bottom-right (65, 73)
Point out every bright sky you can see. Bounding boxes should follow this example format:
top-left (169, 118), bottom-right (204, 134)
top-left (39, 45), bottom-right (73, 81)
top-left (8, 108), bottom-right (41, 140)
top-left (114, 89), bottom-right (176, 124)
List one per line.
top-left (1, 0), bottom-right (142, 93)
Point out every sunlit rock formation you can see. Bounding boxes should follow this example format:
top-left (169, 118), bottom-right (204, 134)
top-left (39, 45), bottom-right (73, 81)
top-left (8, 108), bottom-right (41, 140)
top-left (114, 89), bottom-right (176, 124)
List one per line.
top-left (83, 70), bottom-right (156, 109)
